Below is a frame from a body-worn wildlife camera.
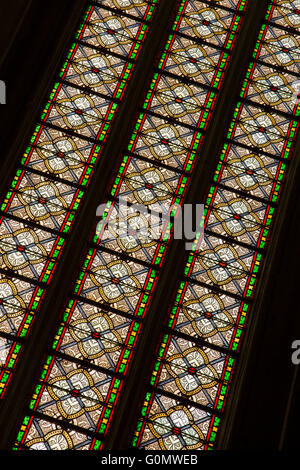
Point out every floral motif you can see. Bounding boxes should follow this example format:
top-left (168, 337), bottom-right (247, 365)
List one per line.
top-left (73, 54), bottom-right (118, 88)
top-left (172, 45), bottom-right (215, 78)
top-left (277, 0), bottom-right (300, 28)
top-left (198, 244), bottom-right (247, 285)
top-left (37, 136), bottom-right (85, 175)
top-left (182, 294), bottom-right (233, 338)
top-left (148, 406), bottom-right (204, 450)
top-left (106, 212), bottom-right (156, 252)
top-left (185, 9), bottom-right (226, 39)
top-left (69, 313), bottom-right (122, 359)
top-left (156, 83), bottom-right (201, 118)
top-left (17, 181), bottom-right (68, 221)
top-left (252, 72), bottom-right (295, 107)
top-left (90, 260), bottom-right (141, 303)
top-left (264, 35), bottom-right (300, 67)
top-left (165, 347), bottom-right (218, 395)
top-left (90, 16), bottom-right (133, 49)
top-left (125, 168), bottom-right (172, 205)
top-left (48, 369), bottom-right (103, 420)
top-left (239, 112), bottom-right (284, 147)
top-left (27, 430), bottom-right (73, 450)
top-left (0, 229), bottom-right (47, 270)
top-left (214, 198), bottom-right (261, 237)
top-left (141, 124), bottom-right (187, 161)
top-left (56, 94), bottom-right (103, 129)
top-left (227, 154), bottom-right (272, 191)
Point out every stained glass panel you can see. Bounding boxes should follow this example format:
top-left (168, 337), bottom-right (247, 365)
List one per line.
top-left (133, 0), bottom-right (300, 450)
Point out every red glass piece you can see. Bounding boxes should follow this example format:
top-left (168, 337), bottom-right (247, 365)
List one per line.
top-left (172, 427), bottom-right (181, 436)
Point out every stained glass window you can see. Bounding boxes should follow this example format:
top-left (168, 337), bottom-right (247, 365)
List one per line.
top-left (0, 0), bottom-right (298, 452)
top-left (11, 0), bottom-right (249, 450)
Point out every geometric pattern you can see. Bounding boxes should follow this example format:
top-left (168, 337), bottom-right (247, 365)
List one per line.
top-left (14, 0), bottom-right (248, 450)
